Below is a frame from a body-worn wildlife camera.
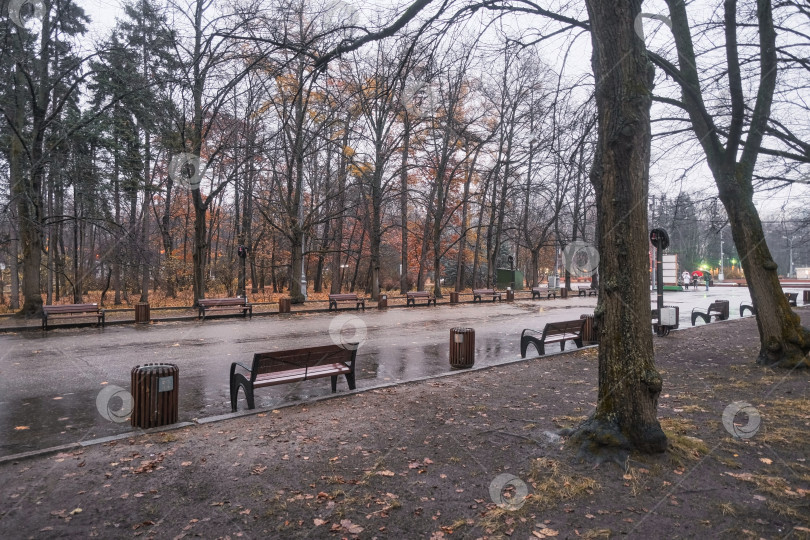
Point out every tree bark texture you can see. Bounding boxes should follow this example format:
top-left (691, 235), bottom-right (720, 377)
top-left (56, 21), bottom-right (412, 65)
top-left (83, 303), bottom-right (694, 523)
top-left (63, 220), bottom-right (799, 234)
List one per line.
top-left (569, 0), bottom-right (667, 457)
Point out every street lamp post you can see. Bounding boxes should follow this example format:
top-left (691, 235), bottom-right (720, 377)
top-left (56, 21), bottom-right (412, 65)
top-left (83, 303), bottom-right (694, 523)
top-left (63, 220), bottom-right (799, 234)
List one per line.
top-left (783, 235), bottom-right (795, 278)
top-left (719, 236), bottom-right (724, 281)
top-left (789, 237), bottom-right (795, 278)
top-left (340, 263), bottom-right (349, 291)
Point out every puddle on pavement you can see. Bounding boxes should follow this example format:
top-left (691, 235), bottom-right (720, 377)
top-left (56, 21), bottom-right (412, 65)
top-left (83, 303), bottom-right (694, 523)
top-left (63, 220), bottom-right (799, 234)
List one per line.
top-left (1, 333), bottom-right (522, 457)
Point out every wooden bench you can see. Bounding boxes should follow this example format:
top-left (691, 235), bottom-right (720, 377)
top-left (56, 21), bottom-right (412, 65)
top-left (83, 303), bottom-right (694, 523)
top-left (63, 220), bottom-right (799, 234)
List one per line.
top-left (406, 291), bottom-right (436, 307)
top-left (328, 293), bottom-right (365, 311)
top-left (740, 303), bottom-right (756, 317)
top-left (577, 287), bottom-right (598, 297)
top-left (531, 287), bottom-right (557, 300)
top-left (691, 300), bottom-right (729, 326)
top-left (197, 297), bottom-right (252, 320)
top-left (520, 319), bottom-right (585, 358)
top-left (472, 289), bottom-right (502, 302)
top-left (785, 292), bottom-right (798, 307)
top-left (229, 344), bottom-right (357, 411)
top-left (42, 303), bottom-right (105, 330)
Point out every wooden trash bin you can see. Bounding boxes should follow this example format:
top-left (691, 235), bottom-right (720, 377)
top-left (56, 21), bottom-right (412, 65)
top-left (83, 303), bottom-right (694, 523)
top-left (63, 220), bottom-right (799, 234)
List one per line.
top-left (506, 289), bottom-right (514, 302)
top-left (131, 363), bottom-right (179, 429)
top-left (134, 302), bottom-right (150, 324)
top-left (449, 328), bottom-right (475, 369)
top-left (715, 299), bottom-right (730, 320)
top-left (279, 297), bottom-right (291, 313)
top-left (378, 294), bottom-right (388, 309)
top-left (450, 291), bottom-right (459, 304)
top-left (580, 314), bottom-right (599, 345)
top-left (560, 287), bottom-right (568, 299)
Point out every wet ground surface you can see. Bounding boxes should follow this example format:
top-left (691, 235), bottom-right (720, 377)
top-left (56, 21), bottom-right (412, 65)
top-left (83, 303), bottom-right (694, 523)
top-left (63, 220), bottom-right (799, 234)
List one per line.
top-left (0, 287), bottom-right (764, 457)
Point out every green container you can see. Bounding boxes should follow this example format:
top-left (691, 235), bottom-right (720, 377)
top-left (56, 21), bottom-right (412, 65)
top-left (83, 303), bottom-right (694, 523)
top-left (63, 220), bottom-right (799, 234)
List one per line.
top-left (496, 269), bottom-right (524, 290)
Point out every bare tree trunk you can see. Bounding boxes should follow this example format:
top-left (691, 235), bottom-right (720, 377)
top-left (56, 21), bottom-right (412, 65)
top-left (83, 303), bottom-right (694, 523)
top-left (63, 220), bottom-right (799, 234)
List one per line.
top-left (660, 0), bottom-right (809, 367)
top-left (369, 176), bottom-right (382, 300)
top-left (46, 163), bottom-right (55, 305)
top-left (567, 0), bottom-right (667, 458)
top-left (350, 228), bottom-right (366, 293)
top-left (191, 195), bottom-right (207, 304)
top-left (313, 219), bottom-right (329, 293)
top-left (160, 170), bottom-right (175, 299)
top-left (10, 223), bottom-right (20, 310)
top-left (416, 216), bottom-right (431, 291)
top-left (400, 116), bottom-right (411, 294)
top-left (72, 182), bottom-right (81, 304)
top-left (331, 116), bottom-right (351, 294)
top-left (113, 140), bottom-right (123, 304)
top-left (455, 143), bottom-right (472, 292)
top-left (12, 64), bottom-right (44, 316)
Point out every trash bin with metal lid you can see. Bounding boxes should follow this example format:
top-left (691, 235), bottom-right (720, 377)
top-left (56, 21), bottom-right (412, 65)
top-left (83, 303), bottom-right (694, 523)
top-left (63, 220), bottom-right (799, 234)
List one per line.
top-left (131, 363), bottom-right (179, 429)
top-left (449, 328), bottom-right (475, 369)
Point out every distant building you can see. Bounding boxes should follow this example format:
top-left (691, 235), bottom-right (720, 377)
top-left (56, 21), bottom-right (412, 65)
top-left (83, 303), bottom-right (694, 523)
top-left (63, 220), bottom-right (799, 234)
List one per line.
top-left (796, 267), bottom-right (810, 279)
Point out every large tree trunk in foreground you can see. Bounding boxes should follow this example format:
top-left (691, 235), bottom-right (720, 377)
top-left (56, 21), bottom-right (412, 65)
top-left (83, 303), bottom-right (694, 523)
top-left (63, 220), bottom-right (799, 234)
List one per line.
top-left (567, 0), bottom-right (667, 459)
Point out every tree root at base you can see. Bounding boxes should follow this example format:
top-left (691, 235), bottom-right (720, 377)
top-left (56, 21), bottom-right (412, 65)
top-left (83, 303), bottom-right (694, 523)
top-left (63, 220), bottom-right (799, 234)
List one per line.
top-left (560, 416), bottom-right (666, 465)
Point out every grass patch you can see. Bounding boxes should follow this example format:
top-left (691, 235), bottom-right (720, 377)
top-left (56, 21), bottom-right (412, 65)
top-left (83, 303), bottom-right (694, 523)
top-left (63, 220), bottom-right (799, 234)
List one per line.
top-left (660, 417), bottom-right (708, 465)
top-left (582, 529), bottom-right (611, 539)
top-left (758, 398), bottom-right (810, 447)
top-left (156, 432), bottom-right (179, 443)
top-left (716, 501), bottom-right (737, 516)
top-left (477, 458), bottom-right (598, 535)
top-left (680, 404), bottom-right (708, 413)
top-left (551, 415), bottom-right (588, 429)
top-left (767, 500), bottom-right (805, 521)
top-left (528, 457), bottom-right (600, 507)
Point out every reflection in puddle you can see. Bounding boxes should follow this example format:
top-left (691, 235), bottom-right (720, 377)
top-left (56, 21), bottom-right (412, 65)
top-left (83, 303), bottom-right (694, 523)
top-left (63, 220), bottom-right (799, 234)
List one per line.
top-left (1, 331), bottom-right (525, 456)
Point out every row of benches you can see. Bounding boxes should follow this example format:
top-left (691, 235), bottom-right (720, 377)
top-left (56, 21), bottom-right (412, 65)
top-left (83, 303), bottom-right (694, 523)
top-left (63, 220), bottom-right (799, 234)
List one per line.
top-left (43, 287), bottom-right (593, 328)
top-left (227, 293), bottom-right (782, 410)
top-left (230, 317), bottom-right (594, 411)
top-left (42, 289), bottom-right (796, 330)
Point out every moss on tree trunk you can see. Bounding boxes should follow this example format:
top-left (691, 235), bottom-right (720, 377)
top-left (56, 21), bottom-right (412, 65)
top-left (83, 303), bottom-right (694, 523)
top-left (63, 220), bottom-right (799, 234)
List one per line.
top-left (567, 0), bottom-right (668, 459)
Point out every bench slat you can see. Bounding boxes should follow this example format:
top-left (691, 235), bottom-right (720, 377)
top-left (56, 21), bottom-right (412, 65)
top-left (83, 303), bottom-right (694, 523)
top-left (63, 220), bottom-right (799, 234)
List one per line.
top-left (43, 304), bottom-right (100, 314)
top-left (199, 298), bottom-right (247, 306)
top-left (253, 364), bottom-right (351, 388)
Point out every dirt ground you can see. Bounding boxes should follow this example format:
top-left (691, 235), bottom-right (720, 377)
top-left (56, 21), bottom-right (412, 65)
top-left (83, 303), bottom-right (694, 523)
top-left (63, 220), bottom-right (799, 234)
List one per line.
top-left (1, 311), bottom-right (808, 539)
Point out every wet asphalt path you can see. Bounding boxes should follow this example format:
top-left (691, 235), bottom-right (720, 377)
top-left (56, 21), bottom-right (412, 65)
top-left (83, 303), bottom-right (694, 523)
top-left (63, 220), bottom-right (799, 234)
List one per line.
top-left (0, 287), bottom-right (755, 457)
